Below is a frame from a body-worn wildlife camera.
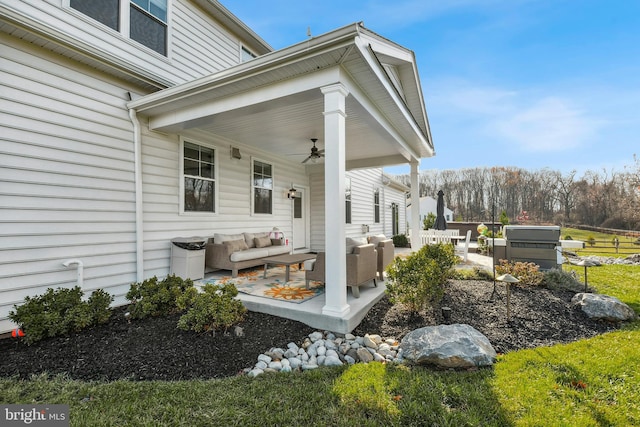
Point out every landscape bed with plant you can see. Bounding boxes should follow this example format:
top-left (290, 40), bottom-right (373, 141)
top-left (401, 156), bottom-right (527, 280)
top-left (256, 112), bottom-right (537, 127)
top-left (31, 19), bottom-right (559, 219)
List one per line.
top-left (1, 241), bottom-right (639, 426)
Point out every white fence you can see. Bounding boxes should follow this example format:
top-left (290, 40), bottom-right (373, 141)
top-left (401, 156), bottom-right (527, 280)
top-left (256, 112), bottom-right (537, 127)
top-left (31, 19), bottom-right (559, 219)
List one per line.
top-left (420, 229), bottom-right (460, 245)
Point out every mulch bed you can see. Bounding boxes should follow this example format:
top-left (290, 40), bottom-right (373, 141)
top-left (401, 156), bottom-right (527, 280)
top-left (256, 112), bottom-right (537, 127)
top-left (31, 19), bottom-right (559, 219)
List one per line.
top-left (0, 280), bottom-right (621, 381)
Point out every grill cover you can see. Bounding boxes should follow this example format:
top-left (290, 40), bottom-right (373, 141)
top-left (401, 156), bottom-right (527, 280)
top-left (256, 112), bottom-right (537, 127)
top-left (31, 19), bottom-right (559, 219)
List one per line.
top-left (503, 226), bottom-right (560, 270)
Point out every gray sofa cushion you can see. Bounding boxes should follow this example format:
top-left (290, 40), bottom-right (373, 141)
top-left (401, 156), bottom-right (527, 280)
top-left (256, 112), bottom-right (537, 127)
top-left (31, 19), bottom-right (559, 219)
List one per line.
top-left (346, 237), bottom-right (368, 254)
top-left (368, 234), bottom-right (389, 245)
top-left (244, 232), bottom-right (269, 248)
top-left (215, 233), bottom-right (245, 244)
top-left (230, 247), bottom-right (270, 262)
top-left (254, 236), bottom-right (272, 248)
top-left (223, 239), bottom-right (248, 253)
top-left (266, 245), bottom-right (291, 256)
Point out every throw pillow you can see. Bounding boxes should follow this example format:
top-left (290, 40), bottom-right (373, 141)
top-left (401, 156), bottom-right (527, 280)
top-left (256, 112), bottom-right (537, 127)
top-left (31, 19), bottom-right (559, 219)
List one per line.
top-left (223, 239), bottom-right (248, 253)
top-left (254, 236), bottom-right (272, 248)
top-left (368, 234), bottom-right (388, 245)
top-left (215, 233), bottom-right (245, 244)
top-left (244, 232), bottom-right (270, 248)
top-left (346, 237), bottom-right (368, 254)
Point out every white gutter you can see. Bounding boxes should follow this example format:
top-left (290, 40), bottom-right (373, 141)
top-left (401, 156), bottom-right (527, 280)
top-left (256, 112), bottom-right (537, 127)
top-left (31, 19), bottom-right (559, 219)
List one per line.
top-left (127, 23), bottom-right (364, 112)
top-left (128, 105), bottom-right (145, 283)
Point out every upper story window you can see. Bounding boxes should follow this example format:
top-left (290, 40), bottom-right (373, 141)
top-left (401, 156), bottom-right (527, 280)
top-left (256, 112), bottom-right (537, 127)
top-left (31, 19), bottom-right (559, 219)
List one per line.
top-left (70, 0), bottom-right (168, 56)
top-left (252, 160), bottom-right (273, 215)
top-left (70, 0), bottom-right (120, 30)
top-left (241, 46), bottom-right (256, 63)
top-left (130, 0), bottom-right (168, 55)
top-left (183, 141), bottom-right (216, 213)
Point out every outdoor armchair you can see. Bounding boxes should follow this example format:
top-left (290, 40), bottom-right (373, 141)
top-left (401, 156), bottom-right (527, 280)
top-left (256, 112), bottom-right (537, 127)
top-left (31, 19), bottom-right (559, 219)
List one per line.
top-left (304, 244), bottom-right (378, 298)
top-left (368, 236), bottom-right (394, 280)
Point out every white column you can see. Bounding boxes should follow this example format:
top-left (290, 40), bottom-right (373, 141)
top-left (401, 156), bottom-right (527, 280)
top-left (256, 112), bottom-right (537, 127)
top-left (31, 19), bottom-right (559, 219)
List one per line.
top-left (410, 160), bottom-right (422, 250)
top-left (321, 83), bottom-right (350, 318)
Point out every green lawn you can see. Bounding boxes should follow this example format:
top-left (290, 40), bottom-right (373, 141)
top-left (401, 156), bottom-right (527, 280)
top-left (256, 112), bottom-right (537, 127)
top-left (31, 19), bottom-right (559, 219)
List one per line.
top-left (2, 237), bottom-right (639, 426)
top-left (563, 227), bottom-right (639, 258)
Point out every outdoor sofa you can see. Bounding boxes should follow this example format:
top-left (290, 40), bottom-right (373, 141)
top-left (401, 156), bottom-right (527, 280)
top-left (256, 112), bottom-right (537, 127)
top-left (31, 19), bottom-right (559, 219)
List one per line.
top-left (205, 232), bottom-right (290, 277)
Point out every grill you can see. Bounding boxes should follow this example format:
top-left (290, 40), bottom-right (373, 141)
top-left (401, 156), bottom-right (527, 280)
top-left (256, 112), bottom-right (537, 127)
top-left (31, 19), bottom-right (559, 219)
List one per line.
top-left (503, 225), bottom-right (561, 270)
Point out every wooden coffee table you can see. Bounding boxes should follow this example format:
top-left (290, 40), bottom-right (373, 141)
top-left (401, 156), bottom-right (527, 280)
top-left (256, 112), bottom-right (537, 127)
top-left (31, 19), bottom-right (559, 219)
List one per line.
top-left (262, 253), bottom-right (317, 282)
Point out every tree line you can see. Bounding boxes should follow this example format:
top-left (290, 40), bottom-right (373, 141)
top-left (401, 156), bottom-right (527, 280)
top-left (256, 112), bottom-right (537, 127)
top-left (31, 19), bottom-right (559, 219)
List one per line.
top-left (396, 155), bottom-right (640, 230)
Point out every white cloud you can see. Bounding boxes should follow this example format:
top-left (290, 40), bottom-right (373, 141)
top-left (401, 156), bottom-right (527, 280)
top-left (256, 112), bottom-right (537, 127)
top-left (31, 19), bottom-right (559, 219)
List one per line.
top-left (427, 79), bottom-right (602, 153)
top-left (494, 97), bottom-right (600, 152)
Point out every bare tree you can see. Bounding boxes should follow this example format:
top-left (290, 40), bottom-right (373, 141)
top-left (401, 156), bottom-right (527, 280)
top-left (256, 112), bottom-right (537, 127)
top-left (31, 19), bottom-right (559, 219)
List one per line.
top-left (392, 161), bottom-right (639, 230)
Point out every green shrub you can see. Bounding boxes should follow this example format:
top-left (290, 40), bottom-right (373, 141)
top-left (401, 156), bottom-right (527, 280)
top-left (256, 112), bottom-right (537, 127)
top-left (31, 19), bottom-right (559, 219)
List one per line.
top-left (500, 210), bottom-right (510, 225)
top-left (564, 235), bottom-right (573, 240)
top-left (126, 275), bottom-right (194, 319)
top-left (495, 260), bottom-right (544, 286)
top-left (177, 284), bottom-right (246, 333)
top-left (392, 234), bottom-right (409, 248)
top-left (586, 235), bottom-right (596, 247)
top-left (9, 287), bottom-right (113, 345)
top-left (422, 212), bottom-right (436, 230)
top-left (87, 289), bottom-right (114, 325)
top-left (541, 268), bottom-right (584, 292)
top-left (385, 243), bottom-right (456, 313)
top-left (453, 267), bottom-right (494, 281)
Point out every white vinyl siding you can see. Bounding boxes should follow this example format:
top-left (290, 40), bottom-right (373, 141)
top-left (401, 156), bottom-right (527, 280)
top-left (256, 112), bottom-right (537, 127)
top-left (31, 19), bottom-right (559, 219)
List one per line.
top-left (140, 129), bottom-right (308, 279)
top-left (308, 168), bottom-right (405, 251)
top-left (9, 0), bottom-right (251, 87)
top-left (171, 0), bottom-right (241, 77)
top-left (0, 35), bottom-right (138, 332)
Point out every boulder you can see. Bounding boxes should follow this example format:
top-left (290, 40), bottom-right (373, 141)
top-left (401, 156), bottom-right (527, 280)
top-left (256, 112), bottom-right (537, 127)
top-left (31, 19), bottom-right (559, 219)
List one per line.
top-left (356, 347), bottom-right (374, 363)
top-left (399, 324), bottom-right (496, 369)
top-left (571, 293), bottom-right (636, 322)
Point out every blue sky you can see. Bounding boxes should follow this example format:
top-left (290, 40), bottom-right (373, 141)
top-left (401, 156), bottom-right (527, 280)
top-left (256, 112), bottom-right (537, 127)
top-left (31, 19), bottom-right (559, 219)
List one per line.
top-left (225, 0), bottom-right (640, 176)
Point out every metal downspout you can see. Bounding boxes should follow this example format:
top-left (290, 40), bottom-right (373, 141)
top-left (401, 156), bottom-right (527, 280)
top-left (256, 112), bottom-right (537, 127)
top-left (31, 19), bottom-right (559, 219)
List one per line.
top-left (128, 107), bottom-right (144, 283)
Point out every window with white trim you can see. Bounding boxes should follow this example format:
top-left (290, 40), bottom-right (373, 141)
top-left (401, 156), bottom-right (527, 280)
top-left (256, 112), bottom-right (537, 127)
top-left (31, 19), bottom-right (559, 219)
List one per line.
top-left (252, 160), bottom-right (273, 215)
top-left (70, 0), bottom-right (168, 56)
top-left (130, 0), bottom-right (167, 55)
top-left (345, 178), bottom-right (352, 224)
top-left (241, 46), bottom-right (256, 62)
top-left (183, 141), bottom-right (216, 213)
top-left (374, 188), bottom-right (380, 223)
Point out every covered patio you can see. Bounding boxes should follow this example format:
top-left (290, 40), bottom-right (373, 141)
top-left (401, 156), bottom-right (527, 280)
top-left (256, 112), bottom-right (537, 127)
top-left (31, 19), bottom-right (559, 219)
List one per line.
top-left (128, 23), bottom-right (434, 333)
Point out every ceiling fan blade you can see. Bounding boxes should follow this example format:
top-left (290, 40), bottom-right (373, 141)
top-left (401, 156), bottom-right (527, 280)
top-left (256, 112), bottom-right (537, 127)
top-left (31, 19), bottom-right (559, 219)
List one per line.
top-left (301, 155), bottom-right (312, 164)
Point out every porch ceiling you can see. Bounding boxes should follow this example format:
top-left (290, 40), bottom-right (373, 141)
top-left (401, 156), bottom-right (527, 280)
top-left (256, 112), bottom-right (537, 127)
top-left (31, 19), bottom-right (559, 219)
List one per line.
top-left (129, 23), bottom-right (434, 169)
top-left (179, 87), bottom-right (413, 168)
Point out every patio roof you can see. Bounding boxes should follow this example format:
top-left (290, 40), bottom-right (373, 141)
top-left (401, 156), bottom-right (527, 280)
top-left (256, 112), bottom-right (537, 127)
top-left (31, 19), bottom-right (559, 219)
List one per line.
top-left (128, 23), bottom-right (434, 169)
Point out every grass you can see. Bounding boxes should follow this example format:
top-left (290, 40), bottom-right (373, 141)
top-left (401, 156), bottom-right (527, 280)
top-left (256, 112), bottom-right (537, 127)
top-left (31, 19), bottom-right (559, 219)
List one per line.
top-left (562, 227), bottom-right (639, 258)
top-left (2, 231), bottom-right (639, 426)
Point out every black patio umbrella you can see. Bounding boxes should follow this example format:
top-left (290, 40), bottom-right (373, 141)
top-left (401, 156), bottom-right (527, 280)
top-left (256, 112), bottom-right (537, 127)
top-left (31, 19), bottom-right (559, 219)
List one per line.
top-left (434, 190), bottom-right (447, 230)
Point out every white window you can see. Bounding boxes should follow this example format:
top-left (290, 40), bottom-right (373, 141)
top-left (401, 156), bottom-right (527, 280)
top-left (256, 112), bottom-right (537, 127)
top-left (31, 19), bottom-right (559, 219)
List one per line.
top-left (130, 0), bottom-right (168, 55)
top-left (345, 178), bottom-right (352, 224)
top-left (182, 141), bottom-right (216, 213)
top-left (70, 0), bottom-right (168, 56)
top-left (241, 46), bottom-right (256, 62)
top-left (374, 188), bottom-right (380, 223)
top-left (252, 160), bottom-right (273, 215)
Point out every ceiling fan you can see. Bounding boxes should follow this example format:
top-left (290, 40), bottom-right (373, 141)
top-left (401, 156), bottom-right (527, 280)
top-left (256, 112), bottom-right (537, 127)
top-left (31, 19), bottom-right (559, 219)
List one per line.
top-left (302, 138), bottom-right (324, 164)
